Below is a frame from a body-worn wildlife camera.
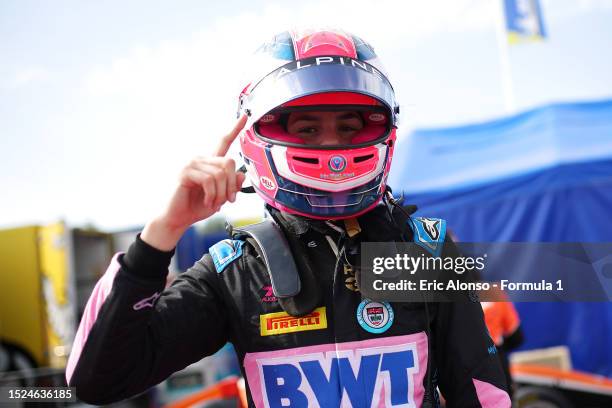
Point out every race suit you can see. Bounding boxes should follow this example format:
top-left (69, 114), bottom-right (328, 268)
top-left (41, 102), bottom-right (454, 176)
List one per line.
top-left (66, 204), bottom-right (510, 407)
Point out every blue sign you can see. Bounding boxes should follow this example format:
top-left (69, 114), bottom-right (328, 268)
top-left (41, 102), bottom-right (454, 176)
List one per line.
top-left (504, 0), bottom-right (547, 43)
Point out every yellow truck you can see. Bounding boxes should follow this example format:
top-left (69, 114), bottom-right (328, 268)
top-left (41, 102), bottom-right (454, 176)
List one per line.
top-left (0, 222), bottom-right (114, 375)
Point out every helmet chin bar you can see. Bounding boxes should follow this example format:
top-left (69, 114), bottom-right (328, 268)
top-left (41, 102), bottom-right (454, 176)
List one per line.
top-left (240, 120), bottom-right (395, 219)
top-left (269, 144), bottom-right (388, 193)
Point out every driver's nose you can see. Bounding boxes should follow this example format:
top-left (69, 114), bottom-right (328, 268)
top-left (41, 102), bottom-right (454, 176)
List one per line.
top-left (318, 128), bottom-right (343, 146)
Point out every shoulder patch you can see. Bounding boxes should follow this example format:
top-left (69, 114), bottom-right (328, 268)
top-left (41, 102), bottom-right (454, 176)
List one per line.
top-left (407, 217), bottom-right (447, 257)
top-left (209, 239), bottom-right (245, 273)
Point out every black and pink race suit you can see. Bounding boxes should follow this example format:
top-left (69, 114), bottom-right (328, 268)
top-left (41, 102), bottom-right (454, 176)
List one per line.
top-left (66, 206), bottom-right (510, 407)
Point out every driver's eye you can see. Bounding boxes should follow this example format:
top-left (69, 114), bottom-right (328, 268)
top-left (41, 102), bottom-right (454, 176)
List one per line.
top-left (338, 125), bottom-right (359, 132)
top-left (297, 127), bottom-right (319, 135)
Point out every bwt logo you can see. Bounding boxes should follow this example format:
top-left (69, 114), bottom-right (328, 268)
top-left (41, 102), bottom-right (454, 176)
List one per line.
top-left (257, 343), bottom-right (419, 408)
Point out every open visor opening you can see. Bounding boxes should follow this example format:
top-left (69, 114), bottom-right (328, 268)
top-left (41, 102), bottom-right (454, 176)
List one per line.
top-left (255, 105), bottom-right (391, 148)
top-left (242, 56), bottom-right (398, 145)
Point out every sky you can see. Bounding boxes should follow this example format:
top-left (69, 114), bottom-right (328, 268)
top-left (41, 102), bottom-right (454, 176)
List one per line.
top-left (1, 0), bottom-right (612, 231)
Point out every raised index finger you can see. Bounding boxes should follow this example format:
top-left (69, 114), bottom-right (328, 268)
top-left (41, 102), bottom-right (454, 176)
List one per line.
top-left (213, 114), bottom-right (248, 157)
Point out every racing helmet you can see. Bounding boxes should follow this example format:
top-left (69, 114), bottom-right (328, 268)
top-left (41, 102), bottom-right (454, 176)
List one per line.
top-left (238, 28), bottom-right (399, 219)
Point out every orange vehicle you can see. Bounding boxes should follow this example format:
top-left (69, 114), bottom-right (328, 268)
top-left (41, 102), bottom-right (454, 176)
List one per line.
top-left (164, 376), bottom-right (247, 408)
top-left (513, 364), bottom-right (612, 407)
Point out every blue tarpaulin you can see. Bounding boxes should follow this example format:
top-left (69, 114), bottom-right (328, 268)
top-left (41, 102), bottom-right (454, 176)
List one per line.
top-left (176, 227), bottom-right (228, 272)
top-left (389, 99), bottom-right (612, 377)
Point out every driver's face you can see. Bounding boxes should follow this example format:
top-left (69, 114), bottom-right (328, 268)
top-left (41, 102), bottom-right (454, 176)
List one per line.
top-left (286, 111), bottom-right (364, 145)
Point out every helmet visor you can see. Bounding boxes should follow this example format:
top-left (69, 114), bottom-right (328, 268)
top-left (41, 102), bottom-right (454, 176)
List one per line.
top-left (242, 56), bottom-right (398, 132)
top-left (255, 105), bottom-right (391, 148)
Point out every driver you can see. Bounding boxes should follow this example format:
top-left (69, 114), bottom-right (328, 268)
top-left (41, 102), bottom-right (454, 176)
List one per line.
top-left (66, 28), bottom-right (510, 407)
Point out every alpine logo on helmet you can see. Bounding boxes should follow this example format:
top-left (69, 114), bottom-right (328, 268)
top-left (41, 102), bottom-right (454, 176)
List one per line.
top-left (272, 56), bottom-right (387, 81)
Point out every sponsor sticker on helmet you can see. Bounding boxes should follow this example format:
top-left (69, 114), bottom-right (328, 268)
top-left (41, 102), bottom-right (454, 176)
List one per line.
top-left (260, 307), bottom-right (327, 336)
top-left (260, 114), bottom-right (276, 123)
top-left (260, 176), bottom-right (276, 190)
top-left (328, 155), bottom-right (347, 173)
top-left (357, 299), bottom-right (394, 334)
top-left (368, 113), bottom-right (385, 122)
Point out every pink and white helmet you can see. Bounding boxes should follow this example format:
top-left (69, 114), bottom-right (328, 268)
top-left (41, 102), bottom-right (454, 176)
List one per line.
top-left (239, 28), bottom-right (399, 220)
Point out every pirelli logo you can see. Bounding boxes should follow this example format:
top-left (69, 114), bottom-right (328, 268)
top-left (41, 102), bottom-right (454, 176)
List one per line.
top-left (260, 307), bottom-right (327, 336)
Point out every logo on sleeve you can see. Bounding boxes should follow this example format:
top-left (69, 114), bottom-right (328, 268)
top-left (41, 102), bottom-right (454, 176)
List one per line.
top-left (209, 239), bottom-right (245, 273)
top-left (260, 307), bottom-right (327, 336)
top-left (419, 218), bottom-right (440, 241)
top-left (408, 217), bottom-right (447, 257)
top-left (133, 292), bottom-right (160, 310)
top-left (357, 299), bottom-right (394, 334)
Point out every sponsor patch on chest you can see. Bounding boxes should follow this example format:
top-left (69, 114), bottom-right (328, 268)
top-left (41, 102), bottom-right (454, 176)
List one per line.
top-left (357, 299), bottom-right (394, 334)
top-left (260, 307), bottom-right (327, 336)
top-left (244, 333), bottom-right (428, 408)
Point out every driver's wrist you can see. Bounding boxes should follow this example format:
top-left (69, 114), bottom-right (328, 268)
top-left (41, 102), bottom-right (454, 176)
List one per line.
top-left (141, 217), bottom-right (186, 251)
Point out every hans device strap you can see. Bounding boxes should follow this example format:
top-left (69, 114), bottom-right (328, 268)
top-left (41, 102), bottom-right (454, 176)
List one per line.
top-left (233, 220), bottom-right (301, 298)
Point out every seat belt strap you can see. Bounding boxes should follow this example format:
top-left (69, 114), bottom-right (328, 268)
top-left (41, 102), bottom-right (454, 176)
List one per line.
top-left (233, 219), bottom-right (301, 298)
